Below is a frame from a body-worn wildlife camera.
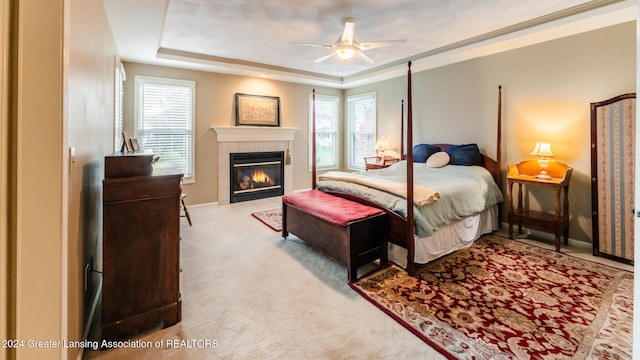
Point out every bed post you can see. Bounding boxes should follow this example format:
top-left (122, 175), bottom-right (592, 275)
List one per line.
top-left (312, 89), bottom-right (317, 190)
top-left (406, 62), bottom-right (415, 276)
top-left (496, 86), bottom-right (502, 182)
top-left (400, 99), bottom-right (405, 160)
top-left (496, 85), bottom-right (502, 223)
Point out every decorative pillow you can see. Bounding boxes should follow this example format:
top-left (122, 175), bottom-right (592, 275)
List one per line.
top-left (412, 144), bottom-right (440, 163)
top-left (446, 144), bottom-right (482, 166)
top-left (426, 151), bottom-right (450, 168)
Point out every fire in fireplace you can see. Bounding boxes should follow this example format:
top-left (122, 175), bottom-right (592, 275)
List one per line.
top-left (230, 151), bottom-right (284, 203)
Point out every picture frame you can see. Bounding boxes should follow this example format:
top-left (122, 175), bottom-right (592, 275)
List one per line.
top-left (121, 132), bottom-right (133, 153)
top-left (235, 93), bottom-right (280, 127)
top-left (130, 138), bottom-right (140, 151)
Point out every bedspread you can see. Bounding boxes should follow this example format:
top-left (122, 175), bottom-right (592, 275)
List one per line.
top-left (316, 161), bottom-right (503, 237)
top-left (318, 171), bottom-right (439, 207)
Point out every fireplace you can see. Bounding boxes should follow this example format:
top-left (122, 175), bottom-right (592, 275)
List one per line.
top-left (212, 126), bottom-right (298, 205)
top-left (230, 151), bottom-right (284, 203)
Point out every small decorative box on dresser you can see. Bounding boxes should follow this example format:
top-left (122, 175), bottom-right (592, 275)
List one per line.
top-left (102, 152), bottom-right (183, 341)
top-left (507, 160), bottom-right (573, 251)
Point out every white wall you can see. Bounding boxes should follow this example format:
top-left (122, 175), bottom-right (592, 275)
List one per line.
top-left (122, 63), bottom-right (342, 204)
top-left (124, 23), bottom-right (635, 245)
top-left (347, 21), bottom-right (636, 244)
top-left (3, 0), bottom-right (118, 359)
top-left (67, 0), bottom-right (119, 356)
top-left (13, 0), bottom-right (66, 358)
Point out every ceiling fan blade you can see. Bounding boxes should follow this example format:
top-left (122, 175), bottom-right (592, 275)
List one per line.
top-left (357, 50), bottom-right (374, 64)
top-left (341, 20), bottom-right (355, 44)
top-left (359, 39), bottom-right (407, 50)
top-left (289, 42), bottom-right (333, 48)
top-left (314, 53), bottom-right (336, 63)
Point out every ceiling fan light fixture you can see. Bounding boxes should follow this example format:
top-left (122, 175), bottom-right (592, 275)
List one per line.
top-left (335, 45), bottom-right (357, 61)
top-left (292, 20), bottom-right (405, 64)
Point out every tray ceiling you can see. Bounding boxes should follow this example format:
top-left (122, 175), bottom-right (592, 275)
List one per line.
top-left (103, 0), bottom-right (635, 87)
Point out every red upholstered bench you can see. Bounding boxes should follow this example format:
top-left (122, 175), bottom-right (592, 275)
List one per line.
top-left (282, 189), bottom-right (388, 281)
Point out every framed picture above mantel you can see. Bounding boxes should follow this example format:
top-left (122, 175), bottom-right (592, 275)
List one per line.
top-left (235, 93), bottom-right (280, 127)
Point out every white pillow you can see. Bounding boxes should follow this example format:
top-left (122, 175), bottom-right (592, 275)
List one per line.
top-left (426, 151), bottom-right (450, 168)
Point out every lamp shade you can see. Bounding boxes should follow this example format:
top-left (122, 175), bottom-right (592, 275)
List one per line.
top-left (530, 142), bottom-right (554, 157)
top-left (375, 137), bottom-right (391, 152)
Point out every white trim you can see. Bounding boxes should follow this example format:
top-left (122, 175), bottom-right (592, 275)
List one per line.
top-left (114, 1), bottom-right (636, 89)
top-left (347, 92), bottom-right (377, 171)
top-left (135, 75), bottom-right (196, 184)
top-left (211, 126), bottom-right (299, 142)
top-left (309, 93), bottom-right (340, 171)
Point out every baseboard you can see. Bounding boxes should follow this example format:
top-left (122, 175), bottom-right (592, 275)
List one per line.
top-left (189, 201), bottom-right (217, 208)
top-left (498, 222), bottom-right (590, 249)
top-left (293, 188), bottom-right (313, 193)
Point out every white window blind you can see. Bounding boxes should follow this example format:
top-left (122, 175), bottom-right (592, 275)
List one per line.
top-left (114, 63), bottom-right (125, 151)
top-left (135, 76), bottom-right (195, 183)
top-left (347, 92), bottom-right (377, 170)
top-left (309, 93), bottom-right (339, 170)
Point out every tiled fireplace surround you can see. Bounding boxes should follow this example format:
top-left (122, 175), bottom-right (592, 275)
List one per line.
top-left (212, 126), bottom-right (299, 205)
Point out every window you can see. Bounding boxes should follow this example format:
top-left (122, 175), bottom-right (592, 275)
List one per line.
top-left (135, 76), bottom-right (195, 183)
top-left (309, 93), bottom-right (339, 170)
top-left (347, 92), bottom-right (377, 170)
top-left (114, 62), bottom-right (125, 151)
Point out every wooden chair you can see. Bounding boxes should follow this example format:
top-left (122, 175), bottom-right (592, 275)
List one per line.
top-left (364, 155), bottom-right (399, 171)
top-left (180, 193), bottom-right (192, 226)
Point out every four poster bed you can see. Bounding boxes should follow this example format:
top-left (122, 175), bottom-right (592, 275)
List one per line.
top-left (286, 61), bottom-right (503, 277)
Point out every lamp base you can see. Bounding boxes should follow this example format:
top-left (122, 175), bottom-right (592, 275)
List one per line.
top-left (536, 159), bottom-right (552, 179)
top-left (535, 168), bottom-right (552, 179)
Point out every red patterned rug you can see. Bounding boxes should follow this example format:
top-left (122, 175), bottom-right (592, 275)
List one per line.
top-left (350, 235), bottom-right (633, 359)
top-left (251, 209), bottom-right (282, 232)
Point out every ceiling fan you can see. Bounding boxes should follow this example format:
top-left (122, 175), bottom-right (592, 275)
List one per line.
top-left (290, 19), bottom-right (406, 63)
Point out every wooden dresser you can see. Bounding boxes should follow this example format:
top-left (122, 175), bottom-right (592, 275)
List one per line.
top-left (102, 155), bottom-right (183, 341)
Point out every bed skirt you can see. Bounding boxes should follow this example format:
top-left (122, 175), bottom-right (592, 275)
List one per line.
top-left (389, 205), bottom-right (499, 268)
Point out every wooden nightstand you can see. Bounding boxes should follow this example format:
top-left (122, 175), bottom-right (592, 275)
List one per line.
top-left (507, 160), bottom-right (573, 251)
top-left (364, 155), bottom-right (399, 171)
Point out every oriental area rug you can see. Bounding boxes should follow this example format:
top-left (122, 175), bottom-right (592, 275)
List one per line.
top-left (251, 209), bottom-right (282, 232)
top-left (350, 235), bottom-right (633, 360)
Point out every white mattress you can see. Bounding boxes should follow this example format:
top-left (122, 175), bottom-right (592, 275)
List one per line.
top-left (388, 205), bottom-right (499, 268)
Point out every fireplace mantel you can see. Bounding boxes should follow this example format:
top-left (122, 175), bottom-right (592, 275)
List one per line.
top-left (212, 126), bottom-right (298, 205)
top-left (212, 126), bottom-right (299, 142)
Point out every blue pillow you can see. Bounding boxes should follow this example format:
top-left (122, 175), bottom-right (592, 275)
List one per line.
top-left (412, 144), bottom-right (440, 163)
top-left (446, 144), bottom-right (482, 166)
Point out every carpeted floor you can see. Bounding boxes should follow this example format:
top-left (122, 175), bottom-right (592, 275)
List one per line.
top-left (86, 197), bottom-right (447, 359)
top-left (350, 234), bottom-right (634, 359)
top-left (85, 197), bottom-right (633, 359)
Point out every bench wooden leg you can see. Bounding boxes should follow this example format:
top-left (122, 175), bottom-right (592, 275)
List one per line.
top-left (282, 201), bottom-right (387, 282)
top-left (348, 266), bottom-right (357, 283)
top-left (380, 237), bottom-right (388, 266)
top-left (281, 202), bottom-right (289, 239)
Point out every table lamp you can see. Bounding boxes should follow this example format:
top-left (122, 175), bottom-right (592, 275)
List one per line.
top-left (530, 142), bottom-right (554, 179)
top-left (375, 137), bottom-right (391, 157)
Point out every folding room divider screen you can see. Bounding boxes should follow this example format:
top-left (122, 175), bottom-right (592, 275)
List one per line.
top-left (590, 93), bottom-right (636, 264)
